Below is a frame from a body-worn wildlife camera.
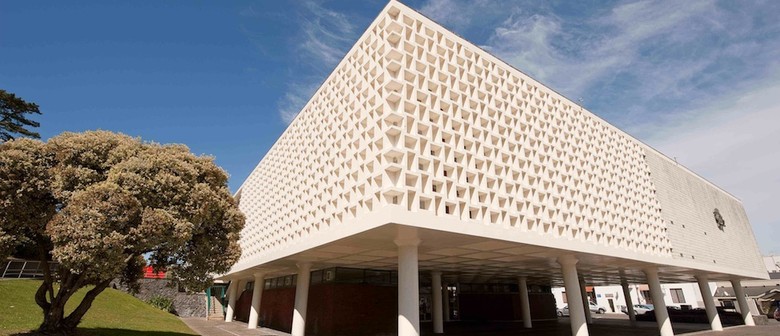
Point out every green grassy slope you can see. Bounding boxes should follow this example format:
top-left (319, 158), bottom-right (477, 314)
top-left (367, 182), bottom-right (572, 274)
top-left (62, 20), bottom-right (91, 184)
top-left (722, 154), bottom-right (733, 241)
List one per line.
top-left (0, 279), bottom-right (197, 336)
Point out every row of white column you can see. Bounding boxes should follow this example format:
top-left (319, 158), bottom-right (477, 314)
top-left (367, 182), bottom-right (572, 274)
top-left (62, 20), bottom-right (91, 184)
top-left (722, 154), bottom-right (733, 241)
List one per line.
top-left (223, 262), bottom-right (312, 334)
top-left (223, 250), bottom-right (755, 336)
top-left (559, 255), bottom-right (755, 336)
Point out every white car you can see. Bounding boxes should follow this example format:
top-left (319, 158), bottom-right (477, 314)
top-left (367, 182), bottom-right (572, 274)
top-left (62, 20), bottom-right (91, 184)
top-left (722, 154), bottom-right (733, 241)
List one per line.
top-left (621, 304), bottom-right (654, 315)
top-left (588, 302), bottom-right (607, 314)
top-left (557, 302), bottom-right (606, 316)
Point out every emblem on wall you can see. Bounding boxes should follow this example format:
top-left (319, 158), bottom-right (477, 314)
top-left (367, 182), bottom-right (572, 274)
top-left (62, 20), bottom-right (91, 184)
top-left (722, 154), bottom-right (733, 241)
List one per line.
top-left (713, 208), bottom-right (725, 231)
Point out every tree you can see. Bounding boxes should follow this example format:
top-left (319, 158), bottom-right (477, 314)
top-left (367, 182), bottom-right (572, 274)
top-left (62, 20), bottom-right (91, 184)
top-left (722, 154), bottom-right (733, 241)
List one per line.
top-left (0, 89), bottom-right (42, 142)
top-left (0, 131), bottom-right (245, 335)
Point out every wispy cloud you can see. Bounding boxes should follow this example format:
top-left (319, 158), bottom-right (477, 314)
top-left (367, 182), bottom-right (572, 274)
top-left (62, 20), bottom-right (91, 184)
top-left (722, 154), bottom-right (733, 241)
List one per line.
top-left (277, 81), bottom-right (320, 124)
top-left (275, 1), bottom-right (360, 123)
top-left (296, 1), bottom-right (357, 68)
top-left (484, 1), bottom-right (722, 114)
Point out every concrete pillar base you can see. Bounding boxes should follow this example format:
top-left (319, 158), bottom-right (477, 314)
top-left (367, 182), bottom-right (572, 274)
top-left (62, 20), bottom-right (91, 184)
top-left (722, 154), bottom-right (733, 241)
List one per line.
top-left (518, 276), bottom-right (532, 329)
top-left (558, 255), bottom-right (589, 336)
top-left (645, 267), bottom-right (674, 336)
top-left (730, 279), bottom-right (755, 326)
top-left (248, 272), bottom-right (265, 329)
top-left (697, 275), bottom-right (722, 331)
top-left (291, 263), bottom-right (312, 336)
top-left (396, 238), bottom-right (421, 336)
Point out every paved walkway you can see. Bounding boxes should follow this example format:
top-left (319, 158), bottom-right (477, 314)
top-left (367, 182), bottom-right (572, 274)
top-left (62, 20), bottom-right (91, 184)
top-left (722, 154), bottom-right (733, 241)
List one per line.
top-left (180, 318), bottom-right (291, 336)
top-left (181, 316), bottom-right (780, 336)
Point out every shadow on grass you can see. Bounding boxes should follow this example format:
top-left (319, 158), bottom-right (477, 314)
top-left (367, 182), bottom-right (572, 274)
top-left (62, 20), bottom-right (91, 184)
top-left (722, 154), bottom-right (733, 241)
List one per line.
top-left (11, 328), bottom-right (196, 336)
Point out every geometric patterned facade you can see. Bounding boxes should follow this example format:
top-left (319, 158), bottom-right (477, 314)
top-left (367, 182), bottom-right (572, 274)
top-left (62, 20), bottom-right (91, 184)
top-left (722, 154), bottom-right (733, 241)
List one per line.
top-left (230, 0), bottom-right (764, 281)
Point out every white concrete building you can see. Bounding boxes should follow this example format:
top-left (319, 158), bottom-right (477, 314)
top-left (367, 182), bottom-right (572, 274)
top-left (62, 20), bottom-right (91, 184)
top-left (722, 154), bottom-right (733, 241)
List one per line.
top-left (554, 255), bottom-right (780, 314)
top-left (552, 281), bottom-right (715, 312)
top-left (221, 1), bottom-right (767, 336)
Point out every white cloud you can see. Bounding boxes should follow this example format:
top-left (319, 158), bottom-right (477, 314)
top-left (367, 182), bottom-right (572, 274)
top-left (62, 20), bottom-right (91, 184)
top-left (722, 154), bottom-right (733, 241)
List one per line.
top-left (276, 1), bottom-right (359, 123)
top-left (296, 1), bottom-right (356, 67)
top-left (419, 0), bottom-right (474, 30)
top-left (484, 0), bottom-right (721, 99)
top-left (277, 81), bottom-right (321, 124)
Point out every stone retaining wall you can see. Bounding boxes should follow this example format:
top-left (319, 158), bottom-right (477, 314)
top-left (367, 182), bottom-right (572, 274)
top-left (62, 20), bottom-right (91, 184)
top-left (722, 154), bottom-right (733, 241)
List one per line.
top-left (113, 278), bottom-right (206, 317)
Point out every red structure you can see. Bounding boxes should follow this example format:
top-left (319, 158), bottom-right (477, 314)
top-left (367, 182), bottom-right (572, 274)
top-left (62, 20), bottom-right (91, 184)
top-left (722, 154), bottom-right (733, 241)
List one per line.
top-left (143, 266), bottom-right (166, 279)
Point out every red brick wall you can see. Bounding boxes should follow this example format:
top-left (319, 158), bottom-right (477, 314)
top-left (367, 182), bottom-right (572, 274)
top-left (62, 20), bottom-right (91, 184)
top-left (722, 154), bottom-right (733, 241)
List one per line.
top-left (235, 289), bottom-right (252, 322)
top-left (242, 283), bottom-right (396, 335)
top-left (258, 287), bottom-right (296, 332)
top-left (238, 283), bottom-right (555, 335)
top-left (307, 284), bottom-right (396, 336)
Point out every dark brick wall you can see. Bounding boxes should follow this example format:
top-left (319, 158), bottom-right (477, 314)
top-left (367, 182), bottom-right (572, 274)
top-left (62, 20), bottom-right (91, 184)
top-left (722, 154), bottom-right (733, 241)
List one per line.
top-left (460, 292), bottom-right (557, 321)
top-left (307, 284), bottom-right (396, 336)
top-left (235, 284), bottom-right (555, 335)
top-left (237, 283), bottom-right (396, 335)
top-left (112, 278), bottom-right (206, 317)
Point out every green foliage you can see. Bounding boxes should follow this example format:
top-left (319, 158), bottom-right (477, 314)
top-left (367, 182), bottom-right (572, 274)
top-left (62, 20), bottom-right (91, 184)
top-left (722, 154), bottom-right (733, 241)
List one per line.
top-left (0, 89), bottom-right (41, 142)
top-left (146, 295), bottom-right (176, 314)
top-left (0, 279), bottom-right (197, 336)
top-left (0, 130), bottom-right (245, 334)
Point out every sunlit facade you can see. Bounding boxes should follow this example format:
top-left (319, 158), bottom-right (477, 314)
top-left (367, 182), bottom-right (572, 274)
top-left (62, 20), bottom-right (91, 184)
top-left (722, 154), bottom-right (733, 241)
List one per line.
top-left (222, 1), bottom-right (766, 335)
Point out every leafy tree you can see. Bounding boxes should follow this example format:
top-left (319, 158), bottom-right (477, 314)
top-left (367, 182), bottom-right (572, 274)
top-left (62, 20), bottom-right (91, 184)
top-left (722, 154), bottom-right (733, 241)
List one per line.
top-left (0, 89), bottom-right (41, 141)
top-left (0, 131), bottom-right (244, 335)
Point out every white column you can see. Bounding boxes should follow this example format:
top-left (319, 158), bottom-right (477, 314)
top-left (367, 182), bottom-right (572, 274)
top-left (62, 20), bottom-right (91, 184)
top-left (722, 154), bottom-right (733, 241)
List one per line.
top-left (431, 271), bottom-right (444, 334)
top-left (696, 275), bottom-right (723, 331)
top-left (248, 272), bottom-right (265, 329)
top-left (518, 276), bottom-right (532, 328)
top-left (396, 238), bottom-right (421, 336)
top-left (644, 267), bottom-right (674, 336)
top-left (225, 280), bottom-right (238, 322)
top-left (579, 276), bottom-right (593, 324)
top-left (291, 263), bottom-right (312, 336)
top-left (558, 255), bottom-right (588, 336)
top-left (730, 279), bottom-right (755, 326)
top-left (443, 283), bottom-right (451, 322)
top-left (620, 277), bottom-right (637, 327)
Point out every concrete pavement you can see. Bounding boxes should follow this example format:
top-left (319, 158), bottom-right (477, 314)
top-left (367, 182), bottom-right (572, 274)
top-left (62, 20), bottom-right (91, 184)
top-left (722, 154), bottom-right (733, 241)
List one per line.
top-left (181, 315), bottom-right (780, 336)
top-left (180, 318), bottom-right (290, 336)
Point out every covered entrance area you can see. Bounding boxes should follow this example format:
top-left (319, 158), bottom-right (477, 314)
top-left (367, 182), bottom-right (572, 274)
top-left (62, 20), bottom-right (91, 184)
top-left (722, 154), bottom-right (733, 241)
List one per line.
top-left (220, 224), bottom-right (760, 336)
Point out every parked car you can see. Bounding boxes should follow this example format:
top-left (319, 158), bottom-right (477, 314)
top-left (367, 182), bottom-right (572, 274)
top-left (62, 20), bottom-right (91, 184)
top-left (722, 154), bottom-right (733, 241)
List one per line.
top-left (557, 303), bottom-right (606, 316)
top-left (621, 304), bottom-right (654, 315)
top-left (588, 302), bottom-right (607, 314)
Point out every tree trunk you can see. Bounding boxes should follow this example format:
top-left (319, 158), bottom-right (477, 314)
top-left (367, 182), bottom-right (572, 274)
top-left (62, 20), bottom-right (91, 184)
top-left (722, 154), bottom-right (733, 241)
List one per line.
top-left (38, 303), bottom-right (67, 335)
top-left (36, 272), bottom-right (106, 336)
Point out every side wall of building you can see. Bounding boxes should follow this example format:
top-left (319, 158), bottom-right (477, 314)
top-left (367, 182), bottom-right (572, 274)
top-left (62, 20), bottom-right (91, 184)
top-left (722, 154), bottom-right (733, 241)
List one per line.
top-left (645, 149), bottom-right (765, 276)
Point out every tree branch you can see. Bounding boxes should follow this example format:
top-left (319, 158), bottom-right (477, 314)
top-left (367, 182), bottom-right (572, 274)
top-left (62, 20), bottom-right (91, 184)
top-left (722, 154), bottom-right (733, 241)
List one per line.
top-left (62, 279), bottom-right (112, 329)
top-left (37, 242), bottom-right (55, 303)
top-left (34, 280), bottom-right (51, 311)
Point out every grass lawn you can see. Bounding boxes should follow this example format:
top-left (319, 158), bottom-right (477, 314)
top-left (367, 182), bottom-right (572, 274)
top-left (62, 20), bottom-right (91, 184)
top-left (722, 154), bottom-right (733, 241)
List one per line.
top-left (0, 279), bottom-right (198, 336)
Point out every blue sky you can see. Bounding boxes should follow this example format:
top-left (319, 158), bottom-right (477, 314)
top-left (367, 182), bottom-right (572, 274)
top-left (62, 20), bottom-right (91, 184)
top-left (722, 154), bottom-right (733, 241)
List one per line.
top-left (2, 0), bottom-right (779, 255)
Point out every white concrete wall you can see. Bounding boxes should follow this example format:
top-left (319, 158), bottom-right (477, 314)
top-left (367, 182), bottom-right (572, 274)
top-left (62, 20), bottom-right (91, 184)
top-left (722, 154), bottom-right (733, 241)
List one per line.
top-left (553, 282), bottom-right (717, 312)
top-left (645, 150), bottom-right (766, 277)
top-left (764, 256), bottom-right (780, 273)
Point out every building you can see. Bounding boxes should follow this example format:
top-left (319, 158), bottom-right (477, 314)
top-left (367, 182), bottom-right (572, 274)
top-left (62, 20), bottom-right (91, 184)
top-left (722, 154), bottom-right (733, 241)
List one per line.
top-left (553, 255), bottom-right (780, 316)
top-left (712, 256), bottom-right (780, 317)
top-left (552, 281), bottom-right (715, 313)
top-left (220, 1), bottom-right (767, 336)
